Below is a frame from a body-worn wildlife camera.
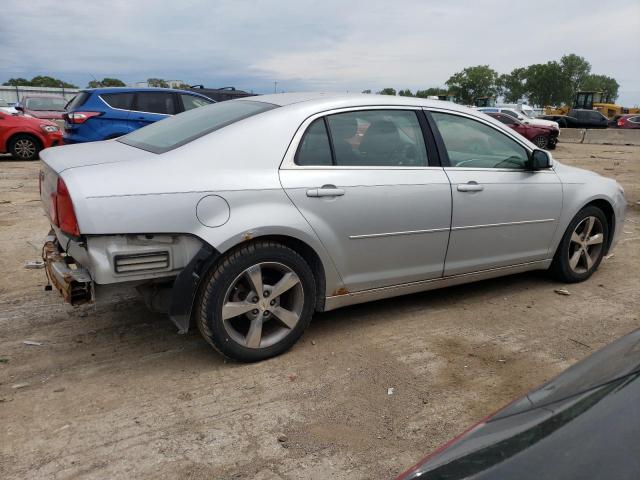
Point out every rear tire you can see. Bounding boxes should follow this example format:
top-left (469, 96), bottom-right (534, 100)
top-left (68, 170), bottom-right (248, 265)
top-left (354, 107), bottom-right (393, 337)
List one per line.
top-left (550, 206), bottom-right (609, 283)
top-left (533, 135), bottom-right (549, 149)
top-left (9, 134), bottom-right (41, 160)
top-left (195, 241), bottom-right (316, 362)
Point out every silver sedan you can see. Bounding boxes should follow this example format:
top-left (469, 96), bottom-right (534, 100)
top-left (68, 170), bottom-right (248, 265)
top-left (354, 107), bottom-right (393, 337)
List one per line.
top-left (39, 93), bottom-right (626, 362)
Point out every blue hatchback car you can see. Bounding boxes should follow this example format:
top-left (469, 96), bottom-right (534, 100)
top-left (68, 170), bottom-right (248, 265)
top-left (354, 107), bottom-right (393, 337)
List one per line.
top-left (63, 87), bottom-right (214, 143)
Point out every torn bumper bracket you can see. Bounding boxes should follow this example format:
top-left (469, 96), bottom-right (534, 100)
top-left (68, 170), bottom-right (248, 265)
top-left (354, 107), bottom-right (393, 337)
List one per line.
top-left (42, 232), bottom-right (94, 305)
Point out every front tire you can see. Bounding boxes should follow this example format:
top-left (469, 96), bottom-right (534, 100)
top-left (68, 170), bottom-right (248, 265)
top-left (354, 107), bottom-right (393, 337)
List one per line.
top-left (9, 134), bottom-right (41, 160)
top-left (533, 135), bottom-right (549, 149)
top-left (550, 206), bottom-right (609, 283)
top-left (195, 241), bottom-right (316, 362)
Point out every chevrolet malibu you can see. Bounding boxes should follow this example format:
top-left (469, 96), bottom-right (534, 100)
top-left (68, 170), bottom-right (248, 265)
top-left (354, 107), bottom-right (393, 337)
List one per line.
top-left (39, 93), bottom-right (626, 362)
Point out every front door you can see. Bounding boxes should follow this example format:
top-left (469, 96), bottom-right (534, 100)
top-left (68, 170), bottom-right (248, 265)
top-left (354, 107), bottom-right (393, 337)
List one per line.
top-left (428, 110), bottom-right (563, 276)
top-left (280, 108), bottom-right (452, 292)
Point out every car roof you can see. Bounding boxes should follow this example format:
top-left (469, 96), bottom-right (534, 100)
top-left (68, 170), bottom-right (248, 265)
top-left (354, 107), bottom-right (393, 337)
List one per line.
top-left (250, 92), bottom-right (473, 113)
top-left (83, 87), bottom-right (210, 97)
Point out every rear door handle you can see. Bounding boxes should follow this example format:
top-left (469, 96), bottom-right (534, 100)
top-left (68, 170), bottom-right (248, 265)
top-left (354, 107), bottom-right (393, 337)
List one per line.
top-left (306, 185), bottom-right (345, 197)
top-left (457, 182), bottom-right (484, 192)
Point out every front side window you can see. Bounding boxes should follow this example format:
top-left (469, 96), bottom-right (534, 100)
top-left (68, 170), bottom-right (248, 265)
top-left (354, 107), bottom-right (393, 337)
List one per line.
top-left (119, 100), bottom-right (277, 153)
top-left (135, 92), bottom-right (176, 115)
top-left (101, 93), bottom-right (134, 110)
top-left (181, 94), bottom-right (212, 111)
top-left (431, 112), bottom-right (528, 169)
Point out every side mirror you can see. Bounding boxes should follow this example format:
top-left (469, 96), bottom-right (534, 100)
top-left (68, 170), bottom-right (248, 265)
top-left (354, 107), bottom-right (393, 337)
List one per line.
top-left (531, 149), bottom-right (551, 170)
top-left (15, 105), bottom-right (24, 112)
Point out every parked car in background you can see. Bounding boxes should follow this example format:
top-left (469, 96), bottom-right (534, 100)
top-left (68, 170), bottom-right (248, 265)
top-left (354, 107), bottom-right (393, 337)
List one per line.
top-left (484, 112), bottom-right (558, 149)
top-left (15, 95), bottom-right (67, 124)
top-left (62, 87), bottom-right (214, 143)
top-left (395, 328), bottom-right (640, 480)
top-left (189, 85), bottom-right (255, 102)
top-left (0, 98), bottom-right (18, 115)
top-left (610, 113), bottom-right (640, 129)
top-left (39, 93), bottom-right (625, 362)
top-left (0, 110), bottom-right (62, 160)
top-left (478, 107), bottom-right (559, 131)
top-left (540, 109), bottom-right (609, 129)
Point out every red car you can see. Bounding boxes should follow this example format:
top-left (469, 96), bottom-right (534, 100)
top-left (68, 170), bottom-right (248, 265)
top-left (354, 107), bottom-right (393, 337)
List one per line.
top-left (613, 113), bottom-right (640, 129)
top-left (0, 111), bottom-right (63, 160)
top-left (15, 95), bottom-right (67, 124)
top-left (485, 112), bottom-right (558, 150)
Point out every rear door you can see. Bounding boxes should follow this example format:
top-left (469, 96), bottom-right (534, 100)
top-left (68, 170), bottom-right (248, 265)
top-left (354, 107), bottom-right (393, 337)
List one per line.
top-left (130, 92), bottom-right (177, 128)
top-left (96, 92), bottom-right (135, 137)
top-left (280, 107), bottom-right (452, 292)
top-left (428, 109), bottom-right (562, 276)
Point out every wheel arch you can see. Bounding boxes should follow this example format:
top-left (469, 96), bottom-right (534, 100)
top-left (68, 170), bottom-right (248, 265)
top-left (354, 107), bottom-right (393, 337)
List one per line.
top-left (7, 131), bottom-right (44, 151)
top-left (583, 198), bottom-right (615, 253)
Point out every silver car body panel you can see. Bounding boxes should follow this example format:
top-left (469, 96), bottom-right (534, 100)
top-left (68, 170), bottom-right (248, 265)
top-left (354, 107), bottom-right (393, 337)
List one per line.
top-left (38, 93), bottom-right (626, 313)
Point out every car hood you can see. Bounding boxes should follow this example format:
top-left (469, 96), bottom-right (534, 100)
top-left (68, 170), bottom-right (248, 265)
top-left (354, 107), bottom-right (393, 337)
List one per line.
top-left (527, 118), bottom-right (558, 129)
top-left (40, 139), bottom-right (155, 173)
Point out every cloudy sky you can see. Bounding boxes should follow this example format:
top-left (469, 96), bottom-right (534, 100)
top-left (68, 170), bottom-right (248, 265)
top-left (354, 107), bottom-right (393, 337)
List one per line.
top-left (2, 0), bottom-right (639, 105)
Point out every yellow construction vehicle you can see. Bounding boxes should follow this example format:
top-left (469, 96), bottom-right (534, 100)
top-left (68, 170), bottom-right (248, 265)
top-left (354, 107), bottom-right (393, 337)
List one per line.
top-left (545, 91), bottom-right (640, 118)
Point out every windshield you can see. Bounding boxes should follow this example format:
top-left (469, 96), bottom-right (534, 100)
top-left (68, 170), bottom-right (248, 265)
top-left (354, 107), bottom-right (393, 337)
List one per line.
top-left (118, 100), bottom-right (278, 154)
top-left (520, 109), bottom-right (535, 119)
top-left (25, 97), bottom-right (67, 111)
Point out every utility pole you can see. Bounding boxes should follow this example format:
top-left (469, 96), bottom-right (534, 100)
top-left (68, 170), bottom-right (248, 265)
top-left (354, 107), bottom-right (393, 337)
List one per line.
top-left (274, 81), bottom-right (277, 93)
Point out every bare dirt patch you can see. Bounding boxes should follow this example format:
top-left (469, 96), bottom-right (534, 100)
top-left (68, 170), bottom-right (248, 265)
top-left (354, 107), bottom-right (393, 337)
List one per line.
top-left (1, 144), bottom-right (639, 479)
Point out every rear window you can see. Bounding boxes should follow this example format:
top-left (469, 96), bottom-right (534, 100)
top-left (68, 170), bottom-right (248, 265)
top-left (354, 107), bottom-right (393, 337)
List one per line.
top-left (118, 100), bottom-right (278, 153)
top-left (25, 97), bottom-right (67, 111)
top-left (66, 92), bottom-right (89, 111)
top-left (101, 93), bottom-right (134, 110)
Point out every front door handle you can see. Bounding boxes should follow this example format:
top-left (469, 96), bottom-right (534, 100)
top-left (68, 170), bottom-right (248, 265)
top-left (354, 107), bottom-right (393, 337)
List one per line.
top-left (457, 182), bottom-right (484, 192)
top-left (306, 185), bottom-right (345, 197)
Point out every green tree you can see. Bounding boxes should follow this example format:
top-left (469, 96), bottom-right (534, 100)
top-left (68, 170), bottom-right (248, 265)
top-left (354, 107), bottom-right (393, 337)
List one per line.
top-left (559, 54), bottom-right (591, 104)
top-left (87, 77), bottom-right (126, 88)
top-left (581, 74), bottom-right (619, 101)
top-left (415, 87), bottom-right (448, 98)
top-left (445, 65), bottom-right (499, 105)
top-left (398, 89), bottom-right (413, 97)
top-left (377, 87), bottom-right (396, 96)
top-left (497, 67), bottom-right (527, 103)
top-left (3, 77), bottom-right (30, 86)
top-left (523, 61), bottom-right (566, 106)
top-left (3, 76), bottom-right (76, 88)
top-left (171, 82), bottom-right (191, 90)
top-left (147, 78), bottom-right (169, 88)
top-left (361, 89), bottom-right (372, 94)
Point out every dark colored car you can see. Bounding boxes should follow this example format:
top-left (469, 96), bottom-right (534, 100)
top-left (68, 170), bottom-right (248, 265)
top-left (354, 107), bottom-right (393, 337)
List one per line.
top-left (611, 114), bottom-right (640, 129)
top-left (396, 329), bottom-right (640, 480)
top-left (63, 87), bottom-right (214, 143)
top-left (540, 109), bottom-right (609, 129)
top-left (485, 112), bottom-right (558, 149)
top-left (0, 110), bottom-right (63, 159)
top-left (15, 95), bottom-right (67, 124)
top-left (188, 85), bottom-right (255, 102)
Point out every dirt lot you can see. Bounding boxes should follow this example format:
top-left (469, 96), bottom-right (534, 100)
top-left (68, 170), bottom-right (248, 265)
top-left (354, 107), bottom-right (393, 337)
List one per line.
top-left (1, 143), bottom-right (639, 480)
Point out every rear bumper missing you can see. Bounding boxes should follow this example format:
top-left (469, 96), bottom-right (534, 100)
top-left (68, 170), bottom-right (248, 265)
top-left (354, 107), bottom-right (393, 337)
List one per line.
top-left (43, 232), bottom-right (94, 305)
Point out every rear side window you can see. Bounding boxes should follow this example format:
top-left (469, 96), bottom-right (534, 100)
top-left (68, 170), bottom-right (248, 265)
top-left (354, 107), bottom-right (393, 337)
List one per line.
top-left (66, 92), bottom-right (89, 110)
top-left (502, 110), bottom-right (518, 119)
top-left (135, 92), bottom-right (176, 115)
top-left (493, 114), bottom-right (516, 125)
top-left (295, 119), bottom-right (333, 166)
top-left (181, 94), bottom-right (212, 111)
top-left (119, 100), bottom-right (277, 153)
top-left (101, 93), bottom-right (134, 110)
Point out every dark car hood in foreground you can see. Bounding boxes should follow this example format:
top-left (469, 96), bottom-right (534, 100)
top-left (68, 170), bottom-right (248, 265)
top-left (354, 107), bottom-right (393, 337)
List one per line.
top-left (399, 329), bottom-right (640, 480)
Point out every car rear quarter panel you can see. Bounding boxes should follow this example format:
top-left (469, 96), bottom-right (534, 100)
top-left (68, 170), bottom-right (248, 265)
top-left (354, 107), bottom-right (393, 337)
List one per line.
top-left (57, 107), bottom-right (345, 293)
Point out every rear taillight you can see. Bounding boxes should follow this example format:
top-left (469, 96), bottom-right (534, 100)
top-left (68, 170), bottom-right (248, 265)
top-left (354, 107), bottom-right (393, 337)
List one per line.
top-left (65, 111), bottom-right (102, 124)
top-left (617, 118), bottom-right (626, 127)
top-left (50, 178), bottom-right (80, 237)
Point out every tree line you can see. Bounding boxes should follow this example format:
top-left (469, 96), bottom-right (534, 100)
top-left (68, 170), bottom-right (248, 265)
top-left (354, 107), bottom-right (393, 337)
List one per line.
top-left (1, 77), bottom-right (190, 89)
top-left (365, 54), bottom-right (619, 107)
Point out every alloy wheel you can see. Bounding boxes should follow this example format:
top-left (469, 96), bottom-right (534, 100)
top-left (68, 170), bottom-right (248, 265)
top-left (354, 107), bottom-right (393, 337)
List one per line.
top-left (221, 262), bottom-right (304, 349)
top-left (14, 139), bottom-right (36, 159)
top-left (568, 216), bottom-right (604, 274)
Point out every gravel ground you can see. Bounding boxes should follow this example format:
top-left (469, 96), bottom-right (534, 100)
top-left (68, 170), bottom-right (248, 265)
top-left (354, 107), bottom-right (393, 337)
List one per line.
top-left (1, 143), bottom-right (639, 479)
